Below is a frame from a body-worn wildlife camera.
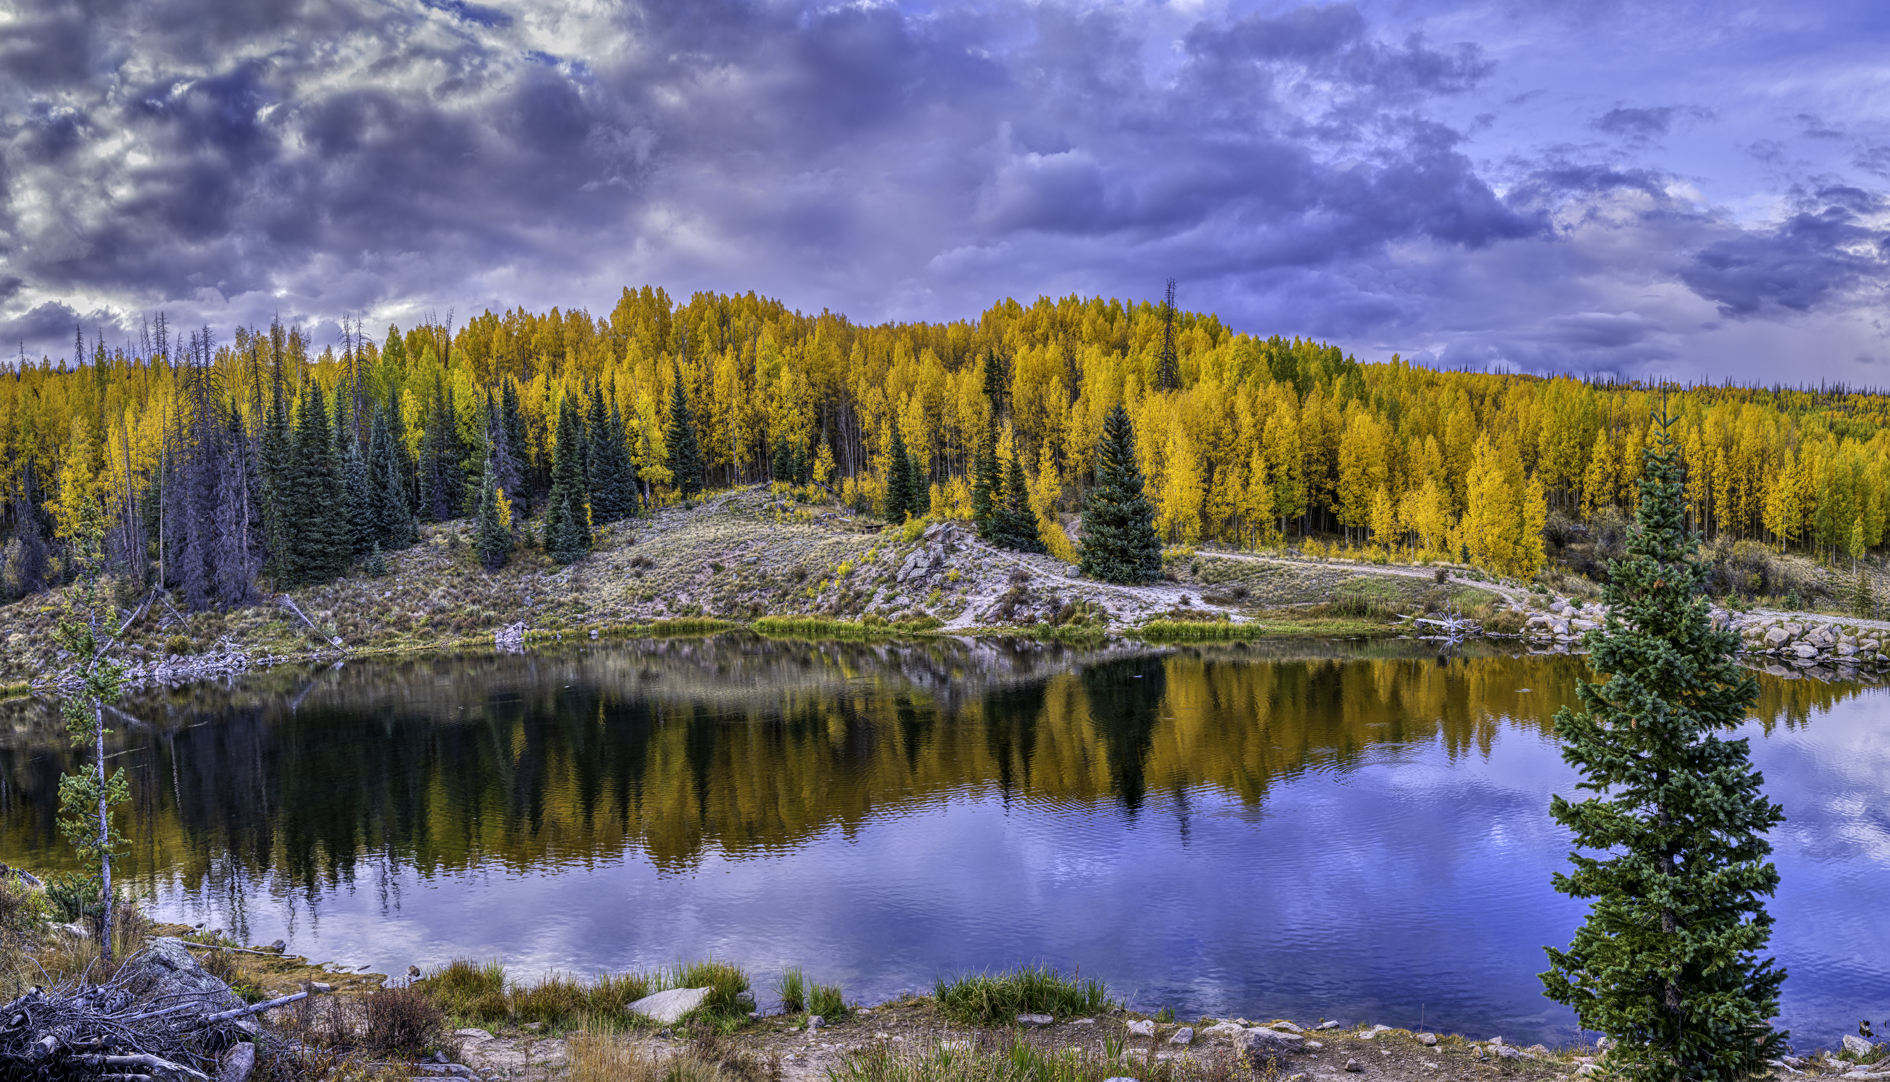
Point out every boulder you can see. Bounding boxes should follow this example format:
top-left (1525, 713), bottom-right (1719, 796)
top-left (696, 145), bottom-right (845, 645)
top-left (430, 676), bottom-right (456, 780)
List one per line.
top-left (1842, 1034), bottom-right (1875, 1056)
top-left (1238, 1029), bottom-right (1303, 1054)
top-left (628, 987), bottom-right (712, 1024)
top-left (1792, 643), bottom-right (1819, 659)
top-left (1127, 1020), bottom-right (1156, 1037)
top-left (1202, 1022), bottom-right (1247, 1040)
top-left (218, 1042), bottom-right (256, 1082)
top-left (1765, 627), bottom-right (1790, 647)
top-left (1168, 1027), bottom-right (1195, 1046)
top-left (1417, 1032), bottom-right (1438, 1046)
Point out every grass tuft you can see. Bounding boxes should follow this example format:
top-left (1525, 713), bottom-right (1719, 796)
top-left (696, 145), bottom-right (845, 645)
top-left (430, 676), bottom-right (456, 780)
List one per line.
top-left (829, 1031), bottom-right (1199, 1082)
top-left (1131, 620), bottom-right (1269, 643)
top-left (777, 967), bottom-right (806, 1013)
top-left (809, 980), bottom-right (848, 1019)
top-left (932, 965), bottom-right (1109, 1026)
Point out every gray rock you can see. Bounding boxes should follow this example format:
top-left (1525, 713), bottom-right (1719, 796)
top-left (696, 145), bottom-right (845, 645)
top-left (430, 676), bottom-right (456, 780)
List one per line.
top-left (1792, 643), bottom-right (1819, 659)
top-left (1417, 1032), bottom-right (1438, 1046)
top-left (1838, 642), bottom-right (1857, 656)
top-left (1269, 1021), bottom-right (1304, 1033)
top-left (1765, 627), bottom-right (1790, 647)
top-left (628, 986), bottom-right (712, 1024)
top-left (1358, 1024), bottom-right (1391, 1040)
top-left (218, 1042), bottom-right (256, 1082)
top-left (1169, 1027), bottom-right (1195, 1046)
top-left (1344, 1059), bottom-right (1363, 1072)
top-left (454, 1028), bottom-right (493, 1041)
top-left (807, 1015), bottom-right (824, 1031)
top-left (1843, 1034), bottom-right (1874, 1056)
top-left (120, 937), bottom-right (258, 1037)
top-left (413, 1066), bottom-right (477, 1078)
top-left (1127, 1020), bottom-right (1156, 1037)
top-left (1202, 1022), bottom-right (1247, 1040)
top-left (1238, 1029), bottom-right (1303, 1054)
top-left (1017, 1014), bottom-right (1054, 1027)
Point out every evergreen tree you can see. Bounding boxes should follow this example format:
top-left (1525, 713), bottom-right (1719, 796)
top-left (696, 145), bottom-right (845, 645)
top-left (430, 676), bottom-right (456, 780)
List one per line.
top-left (366, 408), bottom-right (417, 551)
top-left (908, 451), bottom-right (932, 518)
top-left (475, 454), bottom-right (511, 571)
top-left (498, 378), bottom-right (531, 518)
top-left (545, 396), bottom-right (592, 563)
top-left (982, 348), bottom-right (1006, 419)
top-left (341, 421), bottom-right (373, 556)
top-left (1079, 405), bottom-right (1163, 583)
top-left (587, 384), bottom-right (636, 524)
top-left (284, 382), bottom-right (352, 584)
top-left (772, 435), bottom-right (794, 483)
top-left (971, 427), bottom-right (1001, 540)
top-left (1541, 411), bottom-right (1786, 1081)
top-left (419, 375), bottom-right (465, 522)
top-left (1156, 278), bottom-right (1181, 391)
top-left (883, 425), bottom-right (912, 522)
top-left (257, 369), bottom-right (292, 581)
top-left (794, 436), bottom-right (814, 485)
top-left (666, 365), bottom-right (703, 499)
top-left (992, 457), bottom-right (1046, 553)
top-left (5, 461), bottom-right (50, 598)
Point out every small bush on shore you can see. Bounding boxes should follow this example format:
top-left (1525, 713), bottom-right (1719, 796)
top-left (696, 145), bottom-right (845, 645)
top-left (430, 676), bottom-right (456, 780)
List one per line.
top-left (932, 965), bottom-right (1109, 1026)
top-left (808, 980), bottom-right (848, 1019)
top-left (421, 958), bottom-right (510, 1022)
top-left (363, 984), bottom-right (447, 1056)
top-left (672, 959), bottom-right (751, 1017)
top-left (777, 967), bottom-right (806, 1013)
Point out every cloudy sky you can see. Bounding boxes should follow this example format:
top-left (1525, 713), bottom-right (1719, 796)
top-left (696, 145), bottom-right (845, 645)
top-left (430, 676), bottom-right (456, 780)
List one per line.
top-left (3, 0), bottom-right (1887, 381)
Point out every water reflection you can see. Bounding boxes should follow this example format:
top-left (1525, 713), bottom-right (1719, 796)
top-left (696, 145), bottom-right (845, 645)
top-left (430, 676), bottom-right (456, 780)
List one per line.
top-left (0, 636), bottom-right (1879, 1046)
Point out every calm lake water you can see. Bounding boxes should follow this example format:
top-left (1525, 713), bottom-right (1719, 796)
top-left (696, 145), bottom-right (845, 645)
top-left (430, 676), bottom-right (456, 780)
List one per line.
top-left (0, 636), bottom-right (1884, 1048)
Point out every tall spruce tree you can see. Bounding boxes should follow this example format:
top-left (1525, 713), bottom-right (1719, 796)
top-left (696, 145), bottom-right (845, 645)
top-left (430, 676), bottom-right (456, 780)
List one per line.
top-left (366, 408), bottom-right (417, 551)
top-left (545, 395), bottom-right (591, 563)
top-left (1079, 404), bottom-right (1162, 583)
top-left (992, 457), bottom-right (1045, 553)
top-left (772, 435), bottom-right (794, 483)
top-left (1542, 410), bottom-right (1785, 1081)
top-left (908, 450), bottom-right (931, 518)
top-left (285, 382), bottom-right (352, 584)
top-left (1156, 278), bottom-right (1181, 391)
top-left (258, 370), bottom-right (293, 579)
top-left (587, 383), bottom-right (636, 524)
top-left (884, 425), bottom-right (913, 522)
top-left (340, 420), bottom-right (373, 556)
top-left (971, 427), bottom-right (1001, 540)
top-left (498, 378), bottom-right (530, 517)
top-left (419, 375), bottom-right (465, 522)
top-left (666, 365), bottom-right (703, 499)
top-left (475, 454), bottom-right (511, 571)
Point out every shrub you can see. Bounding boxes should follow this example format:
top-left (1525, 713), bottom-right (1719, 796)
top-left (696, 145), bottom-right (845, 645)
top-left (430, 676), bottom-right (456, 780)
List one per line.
top-left (808, 980), bottom-right (847, 1019)
top-left (932, 965), bottom-right (1109, 1026)
top-left (777, 967), bottom-right (806, 1013)
top-left (420, 958), bottom-right (510, 1023)
top-left (363, 984), bottom-right (446, 1056)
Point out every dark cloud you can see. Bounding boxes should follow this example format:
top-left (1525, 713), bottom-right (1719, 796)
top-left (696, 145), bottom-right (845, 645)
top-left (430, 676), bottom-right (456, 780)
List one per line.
top-left (0, 0), bottom-right (1884, 381)
top-left (1680, 186), bottom-right (1890, 316)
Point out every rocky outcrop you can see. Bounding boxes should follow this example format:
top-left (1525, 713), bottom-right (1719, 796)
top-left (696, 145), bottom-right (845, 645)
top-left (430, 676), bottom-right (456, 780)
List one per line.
top-left (1513, 595), bottom-right (1887, 675)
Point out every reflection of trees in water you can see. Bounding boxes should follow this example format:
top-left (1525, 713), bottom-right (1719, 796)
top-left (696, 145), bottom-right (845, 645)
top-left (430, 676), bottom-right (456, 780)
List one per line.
top-left (0, 639), bottom-right (1873, 900)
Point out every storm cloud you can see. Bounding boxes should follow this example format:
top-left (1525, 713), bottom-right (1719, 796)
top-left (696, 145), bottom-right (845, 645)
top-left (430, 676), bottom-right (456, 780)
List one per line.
top-left (2, 0), bottom-right (1887, 381)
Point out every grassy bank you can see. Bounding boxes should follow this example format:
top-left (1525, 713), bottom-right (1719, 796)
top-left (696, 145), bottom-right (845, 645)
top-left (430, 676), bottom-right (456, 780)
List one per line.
top-left (754, 614), bottom-right (942, 639)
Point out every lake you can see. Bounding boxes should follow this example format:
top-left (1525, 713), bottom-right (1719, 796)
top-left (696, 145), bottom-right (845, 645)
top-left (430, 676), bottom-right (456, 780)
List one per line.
top-left (0, 635), bottom-right (1883, 1049)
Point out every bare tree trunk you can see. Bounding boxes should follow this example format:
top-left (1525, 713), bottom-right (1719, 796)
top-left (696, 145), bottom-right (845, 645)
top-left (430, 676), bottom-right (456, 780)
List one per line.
top-left (95, 699), bottom-right (113, 962)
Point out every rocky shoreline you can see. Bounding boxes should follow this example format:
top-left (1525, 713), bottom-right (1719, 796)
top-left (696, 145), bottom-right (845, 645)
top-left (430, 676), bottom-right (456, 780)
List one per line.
top-left (1516, 596), bottom-right (1890, 678)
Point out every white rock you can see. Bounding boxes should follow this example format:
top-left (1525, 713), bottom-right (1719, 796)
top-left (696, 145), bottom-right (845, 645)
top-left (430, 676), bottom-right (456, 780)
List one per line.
top-left (1016, 1014), bottom-right (1053, 1027)
top-left (454, 1028), bottom-right (494, 1041)
top-left (1203, 1022), bottom-right (1247, 1040)
top-left (1239, 1029), bottom-right (1303, 1053)
top-left (1269, 1020), bottom-right (1304, 1033)
top-left (1316, 1021), bottom-right (1342, 1030)
top-left (1169, 1027), bottom-right (1195, 1046)
top-left (218, 1042), bottom-right (256, 1082)
top-left (1417, 1032), bottom-right (1437, 1046)
top-left (1127, 1020), bottom-right (1156, 1037)
top-left (628, 987), bottom-right (712, 1024)
top-left (1842, 1035), bottom-right (1875, 1056)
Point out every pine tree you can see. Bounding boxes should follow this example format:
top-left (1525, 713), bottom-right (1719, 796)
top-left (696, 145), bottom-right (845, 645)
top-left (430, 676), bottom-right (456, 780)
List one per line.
top-left (772, 435), bottom-right (794, 483)
top-left (284, 382), bottom-right (352, 584)
top-left (982, 348), bottom-right (1007, 420)
top-left (585, 382), bottom-right (610, 513)
top-left (908, 451), bottom-right (932, 518)
top-left (419, 375), bottom-right (465, 522)
top-left (971, 427), bottom-right (1001, 540)
top-left (795, 436), bottom-right (815, 486)
top-left (1541, 410), bottom-right (1786, 1081)
top-left (475, 454), bottom-right (511, 571)
top-left (666, 365), bottom-right (703, 499)
top-left (1080, 404), bottom-right (1163, 583)
top-left (498, 378), bottom-right (530, 518)
top-left (545, 396), bottom-right (591, 563)
top-left (366, 408), bottom-right (417, 551)
top-left (884, 424), bottom-right (912, 522)
top-left (341, 421), bottom-right (373, 556)
top-left (587, 384), bottom-right (636, 524)
top-left (1156, 278), bottom-right (1180, 391)
top-left (993, 457), bottom-right (1046, 553)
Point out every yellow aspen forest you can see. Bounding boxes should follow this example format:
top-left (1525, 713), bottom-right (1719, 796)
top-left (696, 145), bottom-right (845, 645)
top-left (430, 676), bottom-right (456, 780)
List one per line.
top-left (4, 287), bottom-right (1889, 602)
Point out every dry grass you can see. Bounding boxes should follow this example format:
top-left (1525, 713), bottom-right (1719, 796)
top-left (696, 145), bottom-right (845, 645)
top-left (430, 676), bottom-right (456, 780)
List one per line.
top-left (568, 1028), bottom-right (780, 1082)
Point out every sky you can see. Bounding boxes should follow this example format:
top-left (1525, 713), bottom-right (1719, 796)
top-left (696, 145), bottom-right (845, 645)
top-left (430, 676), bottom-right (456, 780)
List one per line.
top-left (2, 0), bottom-right (1888, 382)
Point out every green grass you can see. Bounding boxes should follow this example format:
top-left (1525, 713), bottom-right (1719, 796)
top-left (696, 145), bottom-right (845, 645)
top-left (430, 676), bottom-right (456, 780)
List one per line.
top-left (777, 967), bottom-right (807, 1013)
top-left (754, 614), bottom-right (940, 639)
top-left (829, 1033), bottom-right (1195, 1082)
top-left (932, 965), bottom-right (1110, 1026)
top-left (809, 980), bottom-right (848, 1019)
top-left (417, 957), bottom-right (741, 1030)
top-left (1131, 620), bottom-right (1269, 643)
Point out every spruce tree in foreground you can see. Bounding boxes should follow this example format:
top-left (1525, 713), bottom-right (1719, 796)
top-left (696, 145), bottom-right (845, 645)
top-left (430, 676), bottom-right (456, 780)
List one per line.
top-left (1542, 410), bottom-right (1785, 1081)
top-left (666, 365), bottom-right (703, 499)
top-left (884, 425), bottom-right (913, 522)
top-left (475, 455), bottom-right (511, 571)
top-left (971, 428), bottom-right (1000, 541)
top-left (992, 457), bottom-right (1045, 553)
top-left (545, 396), bottom-right (591, 563)
top-left (1079, 405), bottom-right (1162, 583)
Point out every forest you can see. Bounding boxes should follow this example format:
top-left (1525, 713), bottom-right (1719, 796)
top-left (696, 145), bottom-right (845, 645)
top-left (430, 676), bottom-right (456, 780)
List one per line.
top-left (3, 285), bottom-right (1888, 607)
